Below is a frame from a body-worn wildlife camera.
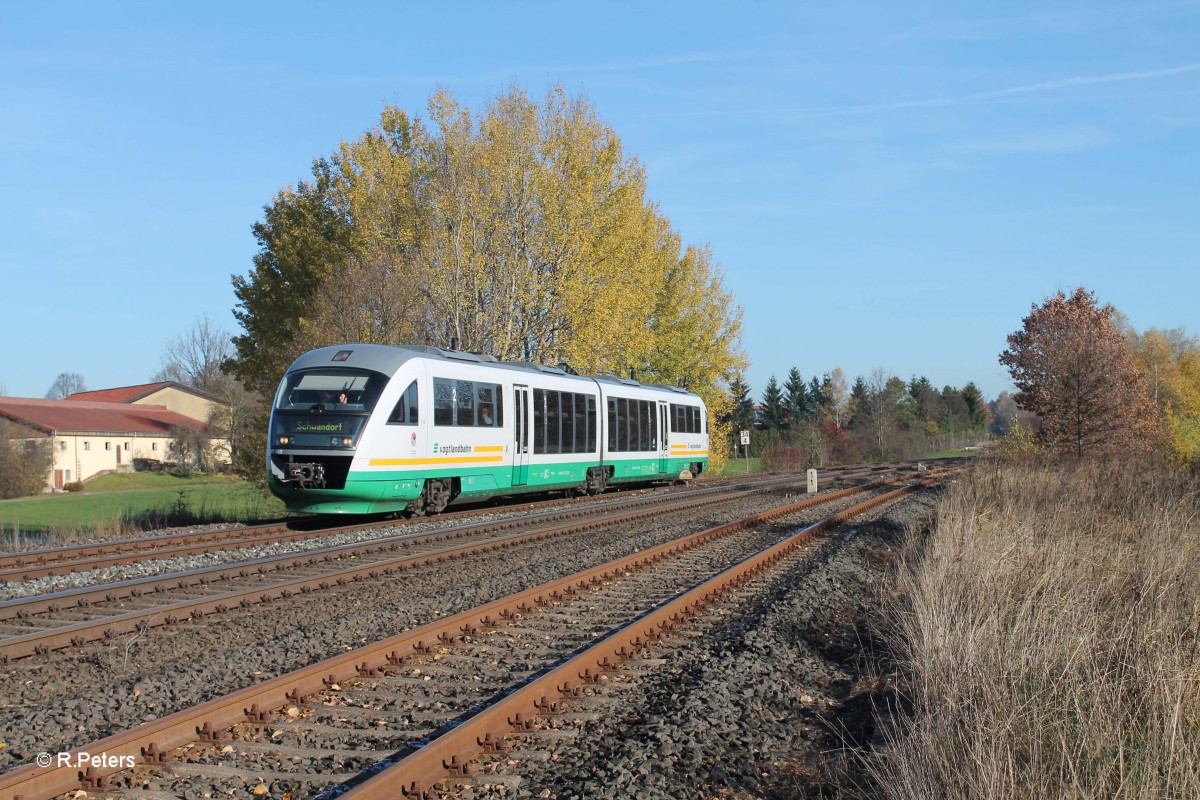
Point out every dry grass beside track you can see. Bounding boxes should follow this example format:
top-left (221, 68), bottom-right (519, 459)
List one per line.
top-left (870, 458), bottom-right (1200, 799)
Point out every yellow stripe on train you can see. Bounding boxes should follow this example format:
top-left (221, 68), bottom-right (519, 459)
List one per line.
top-left (368, 456), bottom-right (505, 466)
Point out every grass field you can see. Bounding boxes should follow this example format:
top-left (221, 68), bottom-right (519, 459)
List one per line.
top-left (0, 472), bottom-right (287, 544)
top-left (711, 456), bottom-right (764, 476)
top-left (869, 458), bottom-right (1200, 799)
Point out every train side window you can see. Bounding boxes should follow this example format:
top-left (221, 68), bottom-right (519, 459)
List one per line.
top-left (640, 401), bottom-right (652, 451)
top-left (616, 398), bottom-right (630, 451)
top-left (586, 396), bottom-right (597, 451)
top-left (546, 390), bottom-right (560, 453)
top-left (388, 381), bottom-right (419, 425)
top-left (433, 379), bottom-right (453, 426)
top-left (560, 392), bottom-right (575, 453)
top-left (632, 399), bottom-right (642, 451)
top-left (607, 398), bottom-right (617, 451)
top-left (691, 406), bottom-right (701, 433)
top-left (477, 384), bottom-right (495, 427)
top-left (456, 380), bottom-right (475, 426)
top-left (649, 402), bottom-right (658, 450)
top-left (574, 393), bottom-right (587, 453)
top-left (534, 389), bottom-right (546, 453)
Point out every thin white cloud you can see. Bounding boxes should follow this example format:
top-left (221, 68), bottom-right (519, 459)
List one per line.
top-left (629, 62), bottom-right (1200, 120)
top-left (787, 62), bottom-right (1200, 119)
top-left (976, 62), bottom-right (1200, 99)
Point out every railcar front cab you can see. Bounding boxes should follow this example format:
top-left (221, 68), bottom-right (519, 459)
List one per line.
top-left (268, 359), bottom-right (388, 498)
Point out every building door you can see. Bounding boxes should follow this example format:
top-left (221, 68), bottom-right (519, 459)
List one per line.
top-left (54, 470), bottom-right (64, 490)
top-left (513, 385), bottom-right (531, 486)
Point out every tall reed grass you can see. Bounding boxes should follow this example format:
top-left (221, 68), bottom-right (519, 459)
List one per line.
top-left (872, 458), bottom-right (1199, 799)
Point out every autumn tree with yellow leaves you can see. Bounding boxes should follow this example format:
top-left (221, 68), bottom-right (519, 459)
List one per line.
top-left (1126, 326), bottom-right (1200, 465)
top-left (228, 84), bottom-right (745, 464)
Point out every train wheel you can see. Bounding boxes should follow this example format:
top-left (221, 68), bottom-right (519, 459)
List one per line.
top-left (585, 467), bottom-right (608, 495)
top-left (422, 478), bottom-right (452, 515)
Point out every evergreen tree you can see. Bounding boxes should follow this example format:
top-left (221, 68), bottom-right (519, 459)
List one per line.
top-left (906, 375), bottom-right (941, 431)
top-left (961, 382), bottom-right (988, 429)
top-left (726, 374), bottom-right (756, 435)
top-left (761, 375), bottom-right (785, 430)
top-left (847, 376), bottom-right (868, 427)
top-left (806, 375), bottom-right (824, 420)
top-left (941, 386), bottom-right (970, 432)
top-left (783, 367), bottom-right (806, 428)
top-left (229, 160), bottom-right (357, 397)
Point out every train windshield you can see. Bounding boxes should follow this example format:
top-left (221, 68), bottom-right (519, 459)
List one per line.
top-left (275, 368), bottom-right (389, 413)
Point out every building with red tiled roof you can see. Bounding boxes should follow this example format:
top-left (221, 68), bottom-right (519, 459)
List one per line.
top-left (0, 391), bottom-right (226, 491)
top-left (68, 381), bottom-right (219, 421)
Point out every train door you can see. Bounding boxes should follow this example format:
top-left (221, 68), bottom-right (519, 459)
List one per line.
top-left (513, 384), bottom-right (531, 486)
top-left (658, 401), bottom-right (670, 475)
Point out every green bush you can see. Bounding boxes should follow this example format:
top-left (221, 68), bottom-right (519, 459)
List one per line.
top-left (63, 481), bottom-right (85, 493)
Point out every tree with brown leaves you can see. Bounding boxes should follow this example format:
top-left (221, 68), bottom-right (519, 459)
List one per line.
top-left (1000, 288), bottom-right (1162, 458)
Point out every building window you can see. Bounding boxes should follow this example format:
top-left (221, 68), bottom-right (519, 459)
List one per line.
top-left (105, 441), bottom-right (112, 451)
top-left (65, 470), bottom-right (71, 481)
top-left (124, 442), bottom-right (130, 451)
top-left (152, 442), bottom-right (158, 451)
top-left (83, 441), bottom-right (90, 451)
top-left (59, 441), bottom-right (67, 451)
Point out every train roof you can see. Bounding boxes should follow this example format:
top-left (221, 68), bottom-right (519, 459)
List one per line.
top-left (285, 345), bottom-right (702, 401)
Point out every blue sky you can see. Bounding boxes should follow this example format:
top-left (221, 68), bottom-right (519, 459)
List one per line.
top-left (2, 2), bottom-right (1197, 402)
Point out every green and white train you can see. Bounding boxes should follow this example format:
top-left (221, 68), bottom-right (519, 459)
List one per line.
top-left (268, 344), bottom-right (709, 515)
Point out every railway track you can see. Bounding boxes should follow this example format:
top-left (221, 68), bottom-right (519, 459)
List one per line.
top-left (0, 465), bottom-right (902, 583)
top-left (0, 471), bottom-right (951, 800)
top-left (0, 469), bottom-right (907, 662)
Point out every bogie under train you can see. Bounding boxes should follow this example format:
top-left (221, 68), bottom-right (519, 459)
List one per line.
top-left (268, 345), bottom-right (709, 514)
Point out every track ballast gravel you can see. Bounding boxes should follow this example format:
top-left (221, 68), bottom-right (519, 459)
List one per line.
top-left (449, 490), bottom-right (942, 800)
top-left (2, 480), bottom-right (836, 772)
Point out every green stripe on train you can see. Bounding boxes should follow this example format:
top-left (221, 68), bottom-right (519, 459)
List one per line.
top-left (273, 456), bottom-right (705, 514)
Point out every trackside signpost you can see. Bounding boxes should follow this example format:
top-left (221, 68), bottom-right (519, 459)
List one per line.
top-left (740, 429), bottom-right (750, 474)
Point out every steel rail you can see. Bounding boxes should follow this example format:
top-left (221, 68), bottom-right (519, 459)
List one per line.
top-left (0, 472), bottom-right (936, 800)
top-left (0, 481), bottom-right (767, 659)
top-left (0, 471), bottom-right (834, 623)
top-left (0, 469), bottom-right (857, 582)
top-left (341, 475), bottom-right (946, 799)
top-left (0, 474), bottom-right (903, 660)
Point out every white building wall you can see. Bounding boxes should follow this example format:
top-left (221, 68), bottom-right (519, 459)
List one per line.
top-left (47, 432), bottom-right (230, 488)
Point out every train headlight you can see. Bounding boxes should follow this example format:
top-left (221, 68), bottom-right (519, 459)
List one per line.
top-left (341, 437), bottom-right (353, 446)
top-left (278, 436), bottom-right (290, 445)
